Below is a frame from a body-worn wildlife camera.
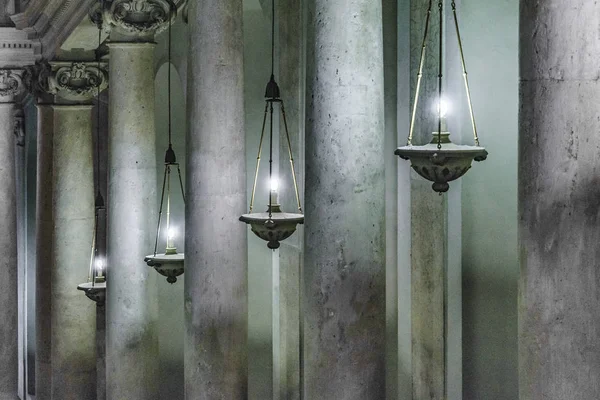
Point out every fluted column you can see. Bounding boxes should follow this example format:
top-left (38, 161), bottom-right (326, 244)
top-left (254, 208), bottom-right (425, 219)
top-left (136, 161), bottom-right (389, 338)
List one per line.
top-left (519, 2), bottom-right (600, 399)
top-left (0, 69), bottom-right (23, 400)
top-left (185, 0), bottom-right (247, 398)
top-left (35, 61), bottom-right (108, 400)
top-left (304, 1), bottom-right (386, 399)
top-left (102, 2), bottom-right (171, 399)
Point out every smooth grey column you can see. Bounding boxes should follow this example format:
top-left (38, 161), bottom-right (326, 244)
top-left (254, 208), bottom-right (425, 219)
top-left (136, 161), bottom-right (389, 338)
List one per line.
top-left (185, 0), bottom-right (247, 398)
top-left (519, 2), bottom-right (600, 399)
top-left (35, 104), bottom-right (97, 400)
top-left (0, 102), bottom-right (18, 400)
top-left (106, 42), bottom-right (158, 400)
top-left (409, 1), bottom-right (445, 398)
top-left (52, 105), bottom-right (96, 400)
top-left (304, 0), bottom-right (386, 398)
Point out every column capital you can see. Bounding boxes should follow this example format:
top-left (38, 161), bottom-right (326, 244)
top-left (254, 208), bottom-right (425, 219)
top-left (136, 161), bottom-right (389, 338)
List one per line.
top-left (102, 0), bottom-right (176, 37)
top-left (25, 61), bottom-right (108, 103)
top-left (48, 61), bottom-right (108, 102)
top-left (0, 69), bottom-right (26, 103)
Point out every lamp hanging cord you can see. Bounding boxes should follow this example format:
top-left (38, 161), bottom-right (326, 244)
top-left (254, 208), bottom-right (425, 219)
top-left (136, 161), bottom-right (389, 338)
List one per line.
top-left (437, 0), bottom-right (443, 151)
top-left (168, 1), bottom-right (173, 148)
top-left (451, 1), bottom-right (479, 146)
top-left (96, 0), bottom-right (103, 203)
top-left (407, 0), bottom-right (433, 146)
top-left (271, 0), bottom-right (275, 78)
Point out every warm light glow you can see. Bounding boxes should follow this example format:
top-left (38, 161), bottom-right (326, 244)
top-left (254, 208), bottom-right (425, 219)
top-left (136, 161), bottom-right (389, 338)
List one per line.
top-left (94, 258), bottom-right (105, 274)
top-left (168, 227), bottom-right (177, 241)
top-left (437, 98), bottom-right (449, 118)
top-left (270, 177), bottom-right (279, 192)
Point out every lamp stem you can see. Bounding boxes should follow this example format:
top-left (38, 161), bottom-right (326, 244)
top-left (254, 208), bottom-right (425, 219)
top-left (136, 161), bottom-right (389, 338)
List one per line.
top-left (268, 101), bottom-right (274, 219)
top-left (166, 166), bottom-right (172, 250)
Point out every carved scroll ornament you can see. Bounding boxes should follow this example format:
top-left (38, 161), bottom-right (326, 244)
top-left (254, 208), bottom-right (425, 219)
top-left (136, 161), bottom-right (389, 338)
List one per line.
top-left (104, 0), bottom-right (175, 35)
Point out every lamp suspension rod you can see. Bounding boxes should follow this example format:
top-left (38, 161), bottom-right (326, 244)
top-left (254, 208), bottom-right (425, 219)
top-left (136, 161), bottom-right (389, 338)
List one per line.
top-left (88, 213), bottom-right (97, 283)
top-left (177, 164), bottom-right (186, 204)
top-left (249, 104), bottom-right (269, 213)
top-left (154, 167), bottom-right (168, 256)
top-left (165, 166), bottom-right (172, 249)
top-left (451, 1), bottom-right (479, 146)
top-left (407, 0), bottom-right (433, 146)
top-left (280, 103), bottom-right (302, 213)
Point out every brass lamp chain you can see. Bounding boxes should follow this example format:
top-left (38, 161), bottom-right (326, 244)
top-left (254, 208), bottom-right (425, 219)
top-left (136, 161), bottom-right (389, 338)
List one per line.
top-left (248, 0), bottom-right (303, 215)
top-left (406, 0), bottom-right (481, 148)
top-left (153, 1), bottom-right (185, 256)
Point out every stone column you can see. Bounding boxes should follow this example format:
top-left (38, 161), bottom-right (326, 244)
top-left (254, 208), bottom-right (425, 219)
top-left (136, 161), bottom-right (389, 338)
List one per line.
top-left (304, 1), bottom-right (386, 399)
top-left (0, 69), bottom-right (23, 400)
top-left (185, 0), bottom-right (247, 398)
top-left (35, 61), bottom-right (108, 400)
top-left (519, 2), bottom-right (600, 399)
top-left (102, 3), bottom-right (171, 399)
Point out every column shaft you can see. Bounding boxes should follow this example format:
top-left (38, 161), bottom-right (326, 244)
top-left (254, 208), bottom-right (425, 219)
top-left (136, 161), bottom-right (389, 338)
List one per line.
top-left (51, 105), bottom-right (97, 399)
top-left (35, 104), bottom-right (97, 400)
top-left (519, 2), bottom-right (600, 399)
top-left (185, 0), bottom-right (247, 398)
top-left (106, 43), bottom-right (158, 400)
top-left (35, 104), bottom-right (53, 400)
top-left (304, 0), bottom-right (386, 398)
top-left (0, 103), bottom-right (18, 400)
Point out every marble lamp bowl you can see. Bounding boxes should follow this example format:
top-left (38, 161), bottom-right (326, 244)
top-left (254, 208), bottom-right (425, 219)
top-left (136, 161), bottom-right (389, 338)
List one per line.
top-left (144, 253), bottom-right (185, 284)
top-left (396, 133), bottom-right (487, 193)
top-left (240, 208), bottom-right (304, 250)
top-left (77, 281), bottom-right (106, 306)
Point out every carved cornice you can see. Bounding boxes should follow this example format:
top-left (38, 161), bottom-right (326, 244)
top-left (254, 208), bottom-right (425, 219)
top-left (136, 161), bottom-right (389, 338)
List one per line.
top-left (104, 0), bottom-right (175, 36)
top-left (0, 69), bottom-right (25, 102)
top-left (48, 61), bottom-right (108, 101)
top-left (10, 0), bottom-right (95, 59)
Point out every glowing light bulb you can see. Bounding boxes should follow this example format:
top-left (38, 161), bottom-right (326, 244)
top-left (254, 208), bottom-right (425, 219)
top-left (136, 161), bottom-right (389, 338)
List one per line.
top-left (168, 227), bottom-right (177, 241)
top-left (270, 177), bottom-right (279, 192)
top-left (269, 177), bottom-right (279, 205)
top-left (434, 97), bottom-right (450, 118)
top-left (94, 258), bottom-right (105, 275)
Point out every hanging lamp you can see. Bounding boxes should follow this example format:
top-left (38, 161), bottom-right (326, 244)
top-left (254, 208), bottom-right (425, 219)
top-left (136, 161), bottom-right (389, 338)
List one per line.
top-left (78, 3), bottom-right (107, 306)
top-left (395, 0), bottom-right (487, 193)
top-left (239, 0), bottom-right (303, 250)
top-left (144, 1), bottom-right (186, 284)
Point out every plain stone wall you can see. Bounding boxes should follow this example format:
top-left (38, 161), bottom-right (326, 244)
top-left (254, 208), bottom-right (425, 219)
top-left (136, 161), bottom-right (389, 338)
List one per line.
top-left (519, 1), bottom-right (600, 399)
top-left (460, 0), bottom-right (519, 398)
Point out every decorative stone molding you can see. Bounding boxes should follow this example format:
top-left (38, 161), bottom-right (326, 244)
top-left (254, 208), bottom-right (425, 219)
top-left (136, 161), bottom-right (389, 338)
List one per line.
top-left (104, 0), bottom-right (175, 36)
top-left (48, 61), bottom-right (108, 102)
top-left (0, 69), bottom-right (25, 102)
